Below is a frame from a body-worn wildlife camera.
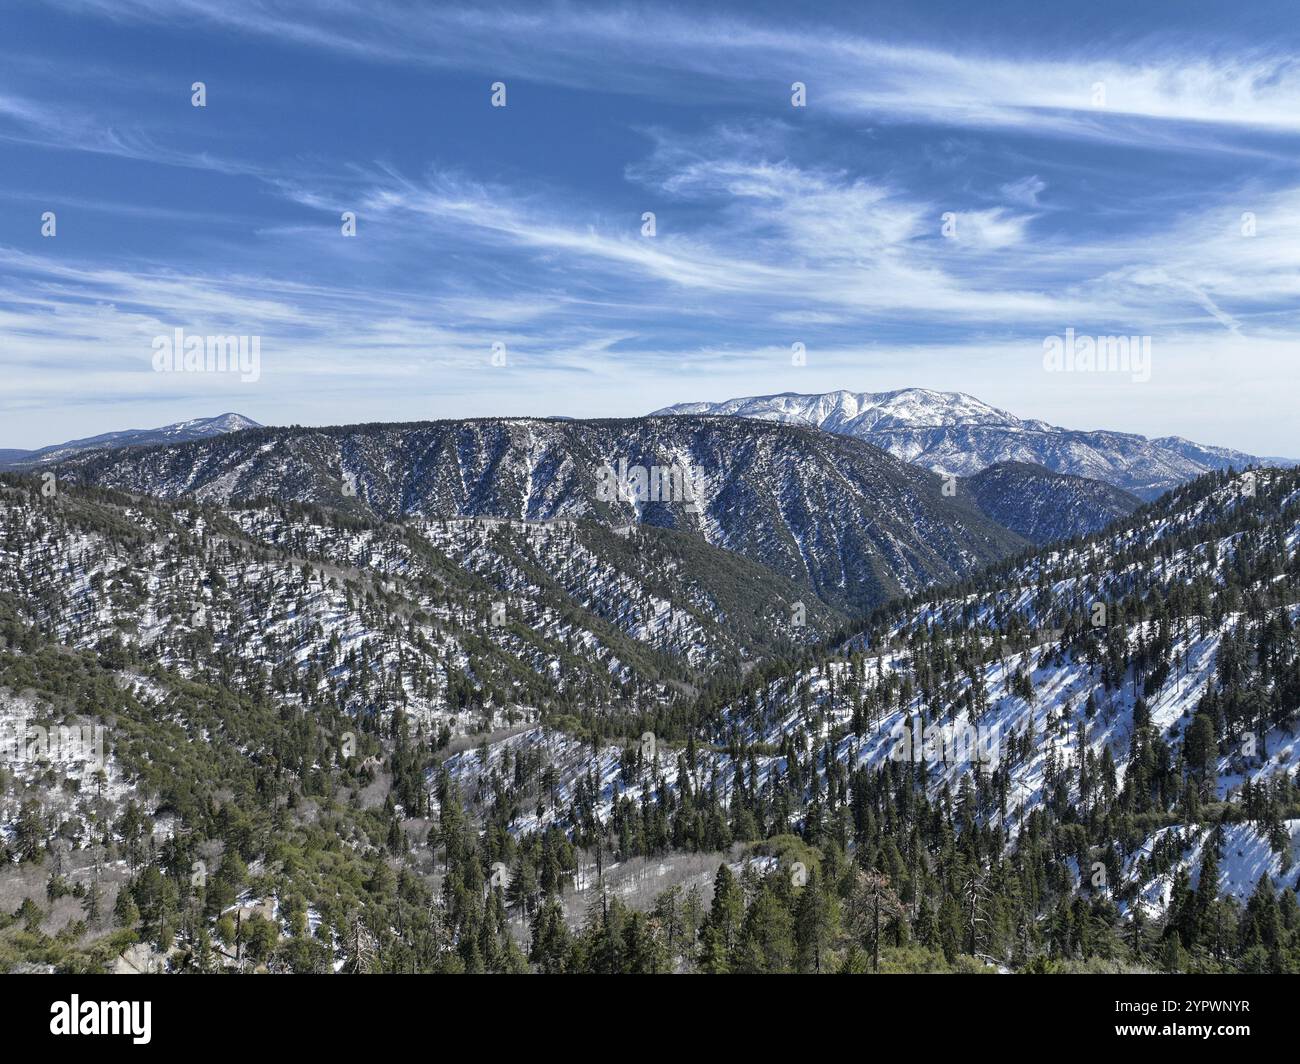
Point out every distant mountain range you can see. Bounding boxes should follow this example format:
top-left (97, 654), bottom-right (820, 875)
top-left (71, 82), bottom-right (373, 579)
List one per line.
top-left (0, 413), bottom-right (259, 471)
top-left (14, 391), bottom-right (1292, 504)
top-left (654, 388), bottom-right (1293, 499)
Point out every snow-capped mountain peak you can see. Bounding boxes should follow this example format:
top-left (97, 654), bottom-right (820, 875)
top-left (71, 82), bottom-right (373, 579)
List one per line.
top-left (654, 388), bottom-right (1290, 499)
top-left (0, 412), bottom-right (261, 470)
top-left (164, 412), bottom-right (260, 436)
top-left (659, 387), bottom-right (1021, 432)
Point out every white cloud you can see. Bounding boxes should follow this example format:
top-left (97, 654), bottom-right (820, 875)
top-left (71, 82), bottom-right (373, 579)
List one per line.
top-left (45, 2), bottom-right (1300, 148)
top-left (1001, 176), bottom-right (1046, 207)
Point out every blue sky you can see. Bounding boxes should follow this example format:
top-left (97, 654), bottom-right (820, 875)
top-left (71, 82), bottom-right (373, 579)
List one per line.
top-left (1, 1), bottom-right (1298, 453)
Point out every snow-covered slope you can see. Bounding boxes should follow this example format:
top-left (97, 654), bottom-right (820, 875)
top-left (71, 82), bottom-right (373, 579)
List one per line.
top-left (53, 415), bottom-right (1040, 614)
top-left (448, 465), bottom-right (1300, 924)
top-left (0, 482), bottom-right (842, 731)
top-left (655, 388), bottom-right (1290, 500)
top-left (3, 459), bottom-right (1296, 972)
top-left (660, 388), bottom-right (1015, 432)
top-left (0, 413), bottom-right (260, 470)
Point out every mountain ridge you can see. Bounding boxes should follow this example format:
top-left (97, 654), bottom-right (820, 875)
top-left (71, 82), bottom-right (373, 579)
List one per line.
top-left (654, 387), bottom-right (1293, 499)
top-left (51, 414), bottom-right (1032, 614)
top-left (0, 412), bottom-right (260, 471)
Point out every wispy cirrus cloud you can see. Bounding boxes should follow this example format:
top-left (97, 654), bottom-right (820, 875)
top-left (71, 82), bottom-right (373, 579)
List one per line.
top-left (42, 1), bottom-right (1300, 150)
top-left (1000, 176), bottom-right (1046, 208)
top-left (0, 88), bottom-right (268, 176)
top-left (298, 152), bottom-right (1072, 326)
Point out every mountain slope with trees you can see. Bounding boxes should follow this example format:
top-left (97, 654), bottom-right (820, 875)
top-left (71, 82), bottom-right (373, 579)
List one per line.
top-left (5, 459), bottom-right (1297, 975)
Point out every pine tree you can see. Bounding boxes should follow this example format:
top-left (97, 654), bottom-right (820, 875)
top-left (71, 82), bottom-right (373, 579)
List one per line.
top-left (793, 868), bottom-right (832, 973)
top-left (699, 864), bottom-right (743, 972)
top-left (113, 887), bottom-right (140, 931)
top-left (1193, 828), bottom-right (1222, 949)
top-left (732, 884), bottom-right (795, 974)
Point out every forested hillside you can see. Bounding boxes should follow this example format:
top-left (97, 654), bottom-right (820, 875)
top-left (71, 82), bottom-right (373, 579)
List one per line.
top-left (2, 466), bottom-right (1297, 973)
